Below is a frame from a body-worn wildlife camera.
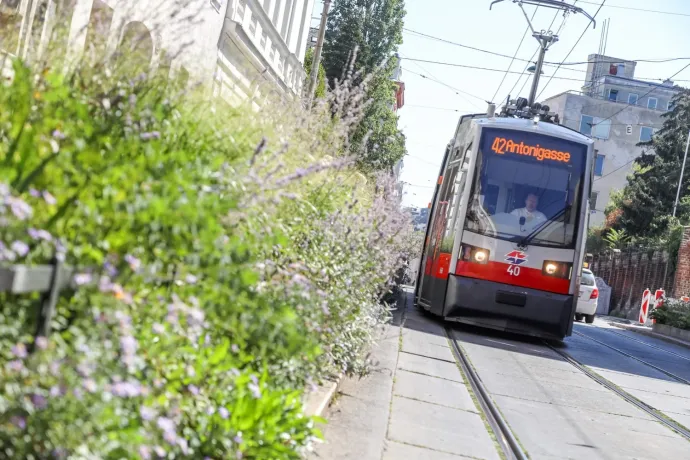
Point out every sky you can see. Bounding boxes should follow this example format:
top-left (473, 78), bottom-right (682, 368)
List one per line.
top-left (311, 1), bottom-right (690, 209)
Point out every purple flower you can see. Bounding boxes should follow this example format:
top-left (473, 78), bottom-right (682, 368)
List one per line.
top-left (12, 343), bottom-right (28, 359)
top-left (219, 407), bottom-right (230, 419)
top-left (231, 344), bottom-right (239, 353)
top-left (152, 323), bottom-right (165, 334)
top-left (188, 384), bottom-right (200, 396)
top-left (185, 274), bottom-right (198, 284)
top-left (156, 416), bottom-right (176, 433)
top-left (177, 438), bottom-right (189, 454)
top-left (111, 381), bottom-right (141, 398)
top-left (74, 273), bottom-right (92, 286)
top-left (120, 335), bottom-right (138, 356)
top-left (163, 430), bottom-right (178, 446)
top-left (139, 445), bottom-right (151, 460)
top-left (29, 188), bottom-right (40, 197)
top-left (77, 362), bottom-right (93, 377)
top-left (7, 360), bottom-right (24, 372)
top-left (104, 261), bottom-right (118, 277)
top-left (50, 386), bottom-right (62, 397)
top-left (248, 383), bottom-right (261, 399)
top-left (140, 406), bottom-right (156, 421)
top-left (99, 276), bottom-right (113, 293)
top-left (10, 416), bottom-right (26, 430)
top-left (35, 336), bottom-right (48, 350)
top-left (28, 228), bottom-right (52, 241)
top-left (52, 129), bottom-right (66, 140)
top-left (10, 241), bottom-right (29, 257)
top-left (83, 379), bottom-right (97, 393)
top-left (42, 191), bottom-right (56, 205)
top-left (154, 446), bottom-right (166, 457)
top-left (9, 197), bottom-right (32, 220)
top-left (31, 394), bottom-right (48, 410)
top-left (234, 432), bottom-right (243, 444)
top-left (125, 254), bottom-right (141, 272)
top-left (49, 361), bottom-right (61, 376)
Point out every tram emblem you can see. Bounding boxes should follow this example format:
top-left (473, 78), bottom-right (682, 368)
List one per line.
top-left (505, 250), bottom-right (528, 266)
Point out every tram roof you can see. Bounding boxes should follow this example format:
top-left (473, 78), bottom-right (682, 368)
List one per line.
top-left (459, 115), bottom-right (593, 146)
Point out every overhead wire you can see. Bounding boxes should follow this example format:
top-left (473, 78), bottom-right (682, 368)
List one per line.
top-left (405, 104), bottom-right (474, 113)
top-left (403, 58), bottom-right (584, 82)
top-left (491, 5), bottom-right (539, 103)
top-left (536, 0), bottom-right (607, 100)
top-left (401, 66), bottom-right (487, 109)
top-left (576, 0), bottom-right (690, 17)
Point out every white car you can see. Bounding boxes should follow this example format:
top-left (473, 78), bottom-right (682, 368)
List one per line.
top-left (575, 269), bottom-right (599, 324)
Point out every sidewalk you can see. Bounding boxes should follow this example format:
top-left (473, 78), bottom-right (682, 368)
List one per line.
top-left (599, 315), bottom-right (690, 349)
top-left (310, 288), bottom-right (499, 460)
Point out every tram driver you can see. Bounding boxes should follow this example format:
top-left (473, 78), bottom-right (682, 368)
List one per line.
top-left (511, 192), bottom-right (547, 230)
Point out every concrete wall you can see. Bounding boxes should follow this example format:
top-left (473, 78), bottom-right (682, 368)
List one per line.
top-left (545, 91), bottom-right (669, 227)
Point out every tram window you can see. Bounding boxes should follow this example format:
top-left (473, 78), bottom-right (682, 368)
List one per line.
top-left (464, 129), bottom-right (587, 249)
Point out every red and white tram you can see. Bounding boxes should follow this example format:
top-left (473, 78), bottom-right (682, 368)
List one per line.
top-left (415, 105), bottom-right (595, 340)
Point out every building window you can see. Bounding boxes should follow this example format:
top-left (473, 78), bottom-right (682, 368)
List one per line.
top-left (590, 191), bottom-right (599, 212)
top-left (640, 126), bottom-right (654, 142)
top-left (592, 119), bottom-right (611, 140)
top-left (580, 115), bottom-right (611, 139)
top-left (580, 115), bottom-right (594, 136)
top-left (210, 0), bottom-right (222, 12)
top-left (648, 97), bottom-right (658, 109)
top-left (594, 154), bottom-right (605, 176)
top-left (608, 89), bottom-right (619, 101)
top-left (628, 93), bottom-right (638, 105)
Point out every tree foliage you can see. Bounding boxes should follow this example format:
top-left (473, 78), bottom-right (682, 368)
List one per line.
top-left (614, 89), bottom-right (690, 238)
top-left (322, 0), bottom-right (406, 173)
top-left (303, 47), bottom-right (327, 100)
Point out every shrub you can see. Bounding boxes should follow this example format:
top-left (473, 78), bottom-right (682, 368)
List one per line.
top-left (650, 298), bottom-right (690, 330)
top-left (0, 43), bottom-right (414, 459)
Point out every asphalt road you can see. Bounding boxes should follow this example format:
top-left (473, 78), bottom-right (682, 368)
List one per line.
top-left (453, 319), bottom-right (690, 460)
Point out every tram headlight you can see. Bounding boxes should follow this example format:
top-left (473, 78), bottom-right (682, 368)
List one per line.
top-left (461, 244), bottom-right (490, 265)
top-left (542, 260), bottom-right (573, 279)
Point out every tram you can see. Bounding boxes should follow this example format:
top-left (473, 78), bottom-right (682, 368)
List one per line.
top-left (414, 100), bottom-right (596, 340)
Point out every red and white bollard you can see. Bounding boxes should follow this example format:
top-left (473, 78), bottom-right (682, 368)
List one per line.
top-left (639, 289), bottom-right (651, 324)
top-left (651, 289), bottom-right (664, 324)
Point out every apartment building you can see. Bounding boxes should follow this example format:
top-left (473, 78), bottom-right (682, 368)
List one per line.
top-left (0, 0), bottom-right (315, 103)
top-left (543, 53), bottom-right (682, 227)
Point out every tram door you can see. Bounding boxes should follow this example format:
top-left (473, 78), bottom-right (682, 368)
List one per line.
top-left (419, 148), bottom-right (465, 310)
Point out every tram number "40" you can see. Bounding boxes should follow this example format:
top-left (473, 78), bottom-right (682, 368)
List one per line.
top-left (507, 265), bottom-right (521, 276)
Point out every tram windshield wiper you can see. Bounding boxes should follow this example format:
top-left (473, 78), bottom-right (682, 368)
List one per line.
top-left (517, 205), bottom-right (570, 248)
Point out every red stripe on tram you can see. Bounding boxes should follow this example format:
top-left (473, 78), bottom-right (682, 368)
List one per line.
top-left (456, 261), bottom-right (570, 295)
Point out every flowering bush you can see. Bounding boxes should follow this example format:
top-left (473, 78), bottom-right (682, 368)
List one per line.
top-left (0, 54), bottom-right (415, 458)
top-left (650, 297), bottom-right (690, 330)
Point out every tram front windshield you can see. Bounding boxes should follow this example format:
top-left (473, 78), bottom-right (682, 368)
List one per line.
top-left (465, 128), bottom-right (588, 249)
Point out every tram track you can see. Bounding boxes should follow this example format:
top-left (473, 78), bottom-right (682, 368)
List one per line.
top-left (543, 340), bottom-right (690, 442)
top-left (597, 327), bottom-right (690, 362)
top-left (572, 330), bottom-right (690, 385)
top-left (445, 327), bottom-right (528, 460)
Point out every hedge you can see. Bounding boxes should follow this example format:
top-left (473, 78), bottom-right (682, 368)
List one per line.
top-left (651, 298), bottom-right (690, 331)
top-left (0, 51), bottom-right (416, 459)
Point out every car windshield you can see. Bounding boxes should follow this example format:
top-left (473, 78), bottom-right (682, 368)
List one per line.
top-left (581, 270), bottom-right (596, 286)
top-left (464, 128), bottom-right (588, 248)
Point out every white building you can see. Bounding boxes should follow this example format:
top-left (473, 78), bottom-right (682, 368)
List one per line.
top-left (543, 53), bottom-right (682, 227)
top-left (1, 0), bottom-right (315, 103)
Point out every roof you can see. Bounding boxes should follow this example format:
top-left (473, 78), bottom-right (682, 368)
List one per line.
top-left (595, 75), bottom-right (681, 91)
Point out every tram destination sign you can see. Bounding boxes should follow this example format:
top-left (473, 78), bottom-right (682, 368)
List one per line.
top-left (491, 135), bottom-right (571, 164)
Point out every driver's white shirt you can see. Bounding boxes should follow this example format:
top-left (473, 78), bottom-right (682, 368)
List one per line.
top-left (511, 207), bottom-right (547, 227)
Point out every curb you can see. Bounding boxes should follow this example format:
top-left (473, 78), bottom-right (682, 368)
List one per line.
top-left (304, 375), bottom-right (342, 418)
top-left (607, 322), bottom-right (690, 351)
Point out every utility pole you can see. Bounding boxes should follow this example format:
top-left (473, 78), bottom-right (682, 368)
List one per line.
top-left (672, 130), bottom-right (690, 218)
top-left (527, 34), bottom-right (557, 107)
top-left (307, 0), bottom-right (331, 105)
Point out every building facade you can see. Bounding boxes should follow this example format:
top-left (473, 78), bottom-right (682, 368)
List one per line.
top-left (543, 53), bottom-right (682, 227)
top-left (0, 0), bottom-right (315, 103)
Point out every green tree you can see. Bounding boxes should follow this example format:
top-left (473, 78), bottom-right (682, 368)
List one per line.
top-left (322, 0), bottom-right (406, 172)
top-left (615, 89), bottom-right (690, 238)
top-left (303, 47), bottom-right (327, 99)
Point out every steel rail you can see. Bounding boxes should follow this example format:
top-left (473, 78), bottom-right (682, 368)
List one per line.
top-left (544, 341), bottom-right (690, 442)
top-left (445, 327), bottom-right (529, 460)
top-left (573, 330), bottom-right (690, 385)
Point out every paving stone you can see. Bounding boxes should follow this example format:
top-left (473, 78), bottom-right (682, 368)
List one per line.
top-left (402, 334), bottom-right (455, 362)
top-left (382, 440), bottom-right (477, 460)
top-left (397, 351), bottom-right (464, 383)
top-left (388, 396), bottom-right (500, 460)
top-left (393, 369), bottom-right (476, 413)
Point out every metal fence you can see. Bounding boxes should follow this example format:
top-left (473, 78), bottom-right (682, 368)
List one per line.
top-left (589, 248), bottom-right (675, 314)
